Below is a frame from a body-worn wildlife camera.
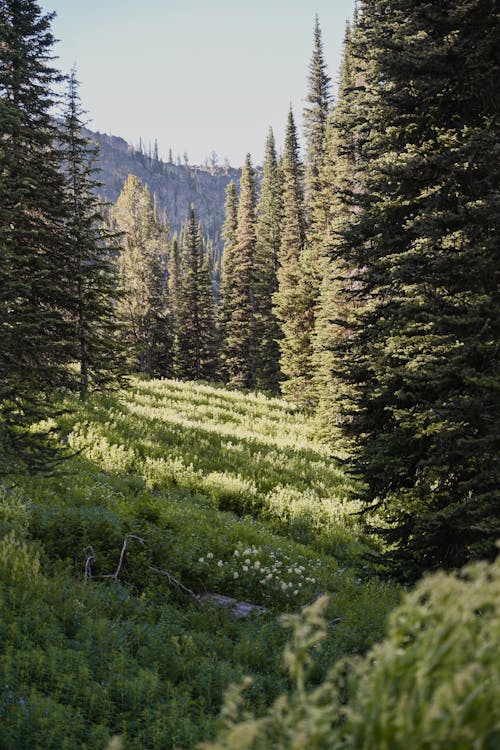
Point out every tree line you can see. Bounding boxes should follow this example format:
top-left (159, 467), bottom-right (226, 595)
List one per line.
top-left (1, 0), bottom-right (498, 578)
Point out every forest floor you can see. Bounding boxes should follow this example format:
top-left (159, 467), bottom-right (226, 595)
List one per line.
top-left (0, 377), bottom-right (400, 749)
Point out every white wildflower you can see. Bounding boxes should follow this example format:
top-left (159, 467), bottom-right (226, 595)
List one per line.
top-left (198, 557), bottom-right (204, 563)
top-left (207, 552), bottom-right (214, 559)
top-left (233, 572), bottom-right (239, 579)
top-left (217, 560), bottom-right (224, 567)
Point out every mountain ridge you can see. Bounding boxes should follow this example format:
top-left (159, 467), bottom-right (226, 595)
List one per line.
top-left (85, 127), bottom-right (243, 250)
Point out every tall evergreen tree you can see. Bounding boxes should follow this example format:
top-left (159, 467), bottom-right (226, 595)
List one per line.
top-left (62, 68), bottom-right (126, 399)
top-left (176, 207), bottom-right (218, 380)
top-left (111, 174), bottom-right (170, 377)
top-left (300, 16), bottom-right (333, 407)
top-left (218, 180), bottom-right (239, 379)
top-left (254, 127), bottom-right (283, 393)
top-left (303, 14), bottom-right (332, 203)
top-left (313, 21), bottom-right (359, 435)
top-left (0, 0), bottom-right (77, 472)
top-left (221, 154), bottom-right (258, 389)
top-left (273, 108), bottom-right (311, 405)
top-left (167, 236), bottom-right (182, 376)
top-left (331, 0), bottom-right (500, 577)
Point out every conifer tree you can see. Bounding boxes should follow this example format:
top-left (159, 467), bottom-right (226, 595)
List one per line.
top-left (300, 16), bottom-right (333, 406)
top-left (0, 0), bottom-right (77, 472)
top-left (303, 15), bottom-right (331, 204)
top-left (167, 236), bottom-right (182, 376)
top-left (254, 127), bottom-right (283, 393)
top-left (62, 68), bottom-right (126, 399)
top-left (332, 0), bottom-right (500, 576)
top-left (313, 21), bottom-right (359, 435)
top-left (111, 175), bottom-right (170, 376)
top-left (273, 109), bottom-right (311, 405)
top-left (221, 154), bottom-right (258, 389)
top-left (176, 207), bottom-right (218, 380)
top-left (218, 181), bottom-right (239, 379)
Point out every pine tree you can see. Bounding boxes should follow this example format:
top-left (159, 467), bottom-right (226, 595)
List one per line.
top-left (273, 108), bottom-right (311, 405)
top-left (167, 236), bottom-right (182, 376)
top-left (0, 0), bottom-right (77, 472)
top-left (299, 16), bottom-right (333, 407)
top-left (218, 180), bottom-right (239, 379)
top-left (332, 0), bottom-right (500, 577)
top-left (303, 14), bottom-right (332, 204)
top-left (62, 68), bottom-right (126, 399)
top-left (313, 21), bottom-right (359, 436)
top-left (176, 207), bottom-right (217, 380)
top-left (111, 174), bottom-right (170, 376)
top-left (254, 127), bottom-right (283, 393)
top-left (221, 154), bottom-right (258, 389)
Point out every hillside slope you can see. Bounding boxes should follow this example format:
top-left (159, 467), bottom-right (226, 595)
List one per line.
top-left (0, 379), bottom-right (399, 749)
top-left (86, 129), bottom-right (242, 249)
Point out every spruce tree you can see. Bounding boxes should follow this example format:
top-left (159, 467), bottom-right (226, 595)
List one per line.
top-left (62, 68), bottom-right (126, 399)
top-left (218, 181), bottom-right (239, 379)
top-left (332, 0), bottom-right (500, 576)
top-left (111, 174), bottom-right (170, 376)
top-left (176, 207), bottom-right (217, 380)
top-left (273, 108), bottom-right (311, 405)
top-left (303, 15), bottom-right (332, 204)
top-left (0, 0), bottom-right (77, 472)
top-left (221, 154), bottom-right (258, 389)
top-left (313, 21), bottom-right (359, 436)
top-left (167, 236), bottom-right (182, 376)
top-left (254, 127), bottom-right (283, 393)
top-left (300, 16), bottom-right (333, 407)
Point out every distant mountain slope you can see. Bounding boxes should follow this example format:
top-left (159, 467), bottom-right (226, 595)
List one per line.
top-left (85, 128), bottom-right (242, 250)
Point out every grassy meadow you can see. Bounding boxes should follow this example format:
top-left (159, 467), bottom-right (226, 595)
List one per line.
top-left (0, 378), bottom-right (400, 749)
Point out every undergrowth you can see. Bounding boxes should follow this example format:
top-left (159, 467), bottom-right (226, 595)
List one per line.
top-left (0, 378), bottom-right (400, 749)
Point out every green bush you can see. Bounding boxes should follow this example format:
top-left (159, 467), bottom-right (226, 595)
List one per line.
top-left (203, 553), bottom-right (500, 749)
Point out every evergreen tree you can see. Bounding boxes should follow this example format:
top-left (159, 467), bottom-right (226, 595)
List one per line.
top-left (313, 21), bottom-right (359, 435)
top-left (0, 0), bottom-right (77, 472)
top-left (221, 154), bottom-right (258, 389)
top-left (300, 16), bottom-right (333, 407)
top-left (254, 127), bottom-right (283, 393)
top-left (167, 236), bottom-right (182, 376)
top-left (218, 181), bottom-right (239, 379)
top-left (176, 207), bottom-right (217, 380)
top-left (273, 108), bottom-right (311, 405)
top-left (332, 0), bottom-right (500, 577)
top-left (62, 68), bottom-right (126, 399)
top-left (303, 14), bottom-right (332, 204)
top-left (111, 174), bottom-right (170, 376)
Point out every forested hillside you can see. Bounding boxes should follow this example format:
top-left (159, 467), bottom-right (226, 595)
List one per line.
top-left (1, 0), bottom-right (499, 748)
top-left (84, 128), bottom-right (242, 250)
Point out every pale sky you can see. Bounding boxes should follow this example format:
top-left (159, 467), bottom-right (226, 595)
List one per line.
top-left (39, 0), bottom-right (355, 167)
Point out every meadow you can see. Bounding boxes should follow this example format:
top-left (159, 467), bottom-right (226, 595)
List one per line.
top-left (0, 377), bottom-right (399, 749)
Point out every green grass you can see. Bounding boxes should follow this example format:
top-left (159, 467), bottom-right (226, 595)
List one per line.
top-left (0, 378), bottom-right (400, 749)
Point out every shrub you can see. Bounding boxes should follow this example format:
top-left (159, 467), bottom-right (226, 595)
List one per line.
top-left (203, 553), bottom-right (500, 749)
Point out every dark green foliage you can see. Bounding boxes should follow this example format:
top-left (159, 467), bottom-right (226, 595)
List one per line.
top-left (218, 181), bottom-right (239, 379)
top-left (253, 128), bottom-right (283, 393)
top-left (330, 0), bottom-right (500, 576)
top-left (167, 237), bottom-right (182, 372)
top-left (221, 155), bottom-right (258, 389)
top-left (176, 207), bottom-right (218, 379)
top-left (273, 109), bottom-right (312, 406)
top-left (62, 69), bottom-right (127, 399)
top-left (0, 0), bottom-right (78, 472)
top-left (111, 175), bottom-right (170, 377)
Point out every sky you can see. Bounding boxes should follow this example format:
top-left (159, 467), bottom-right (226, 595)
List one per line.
top-left (39, 0), bottom-right (356, 167)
